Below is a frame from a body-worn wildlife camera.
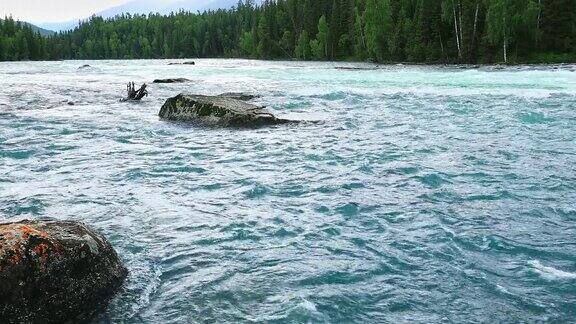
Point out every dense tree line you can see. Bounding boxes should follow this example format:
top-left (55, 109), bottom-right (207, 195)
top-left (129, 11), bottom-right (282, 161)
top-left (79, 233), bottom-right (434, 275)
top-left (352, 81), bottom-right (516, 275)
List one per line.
top-left (1, 0), bottom-right (575, 63)
top-left (0, 18), bottom-right (49, 61)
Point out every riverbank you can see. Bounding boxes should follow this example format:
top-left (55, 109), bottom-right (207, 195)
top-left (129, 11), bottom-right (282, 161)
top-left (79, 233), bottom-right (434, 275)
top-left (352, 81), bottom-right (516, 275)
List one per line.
top-left (2, 54), bottom-right (576, 66)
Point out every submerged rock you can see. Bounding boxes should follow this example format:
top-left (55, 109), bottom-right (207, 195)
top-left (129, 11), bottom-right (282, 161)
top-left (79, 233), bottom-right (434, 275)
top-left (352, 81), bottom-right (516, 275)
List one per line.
top-left (78, 64), bottom-right (91, 69)
top-left (168, 61), bottom-right (195, 65)
top-left (153, 78), bottom-right (191, 83)
top-left (335, 66), bottom-right (379, 71)
top-left (159, 94), bottom-right (294, 127)
top-left (217, 92), bottom-right (260, 101)
top-left (0, 218), bottom-right (127, 323)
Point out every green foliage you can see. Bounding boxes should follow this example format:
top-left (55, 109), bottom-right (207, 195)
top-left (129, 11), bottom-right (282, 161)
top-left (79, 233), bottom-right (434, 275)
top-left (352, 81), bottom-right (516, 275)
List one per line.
top-left (485, 0), bottom-right (541, 62)
top-left (364, 0), bottom-right (391, 61)
top-left (239, 31), bottom-right (256, 57)
top-left (311, 15), bottom-right (329, 59)
top-left (1, 0), bottom-right (575, 63)
top-left (0, 17), bottom-right (46, 61)
top-left (353, 7), bottom-right (366, 60)
top-left (295, 30), bottom-right (311, 59)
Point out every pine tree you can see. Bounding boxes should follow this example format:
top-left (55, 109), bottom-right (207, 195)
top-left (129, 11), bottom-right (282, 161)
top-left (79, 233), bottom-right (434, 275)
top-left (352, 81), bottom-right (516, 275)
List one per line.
top-left (311, 15), bottom-right (329, 59)
top-left (540, 0), bottom-right (576, 53)
top-left (353, 7), bottom-right (367, 59)
top-left (295, 30), bottom-right (311, 59)
top-left (0, 37), bottom-right (5, 61)
top-left (364, 0), bottom-right (392, 61)
top-left (239, 31), bottom-right (256, 56)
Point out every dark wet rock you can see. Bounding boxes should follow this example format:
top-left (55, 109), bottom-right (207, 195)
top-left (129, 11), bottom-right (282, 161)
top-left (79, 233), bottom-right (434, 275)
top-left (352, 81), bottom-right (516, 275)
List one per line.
top-left (67, 101), bottom-right (75, 106)
top-left (78, 64), bottom-right (91, 69)
top-left (153, 78), bottom-right (191, 83)
top-left (453, 64), bottom-right (481, 70)
top-left (0, 218), bottom-right (127, 323)
top-left (159, 94), bottom-right (295, 127)
top-left (168, 61), bottom-right (195, 65)
top-left (335, 66), bottom-right (378, 71)
top-left (217, 92), bottom-right (260, 101)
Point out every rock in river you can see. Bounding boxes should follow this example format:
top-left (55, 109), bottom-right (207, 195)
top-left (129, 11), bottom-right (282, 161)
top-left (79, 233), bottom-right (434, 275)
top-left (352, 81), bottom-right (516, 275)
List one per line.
top-left (0, 218), bottom-right (127, 323)
top-left (217, 92), bottom-right (260, 101)
top-left (159, 94), bottom-right (294, 127)
top-left (153, 78), bottom-right (191, 83)
top-left (168, 61), bottom-right (195, 65)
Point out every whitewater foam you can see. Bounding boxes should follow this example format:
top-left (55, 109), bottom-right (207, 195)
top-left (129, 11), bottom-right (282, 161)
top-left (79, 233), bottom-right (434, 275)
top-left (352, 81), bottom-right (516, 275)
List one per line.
top-left (529, 260), bottom-right (576, 280)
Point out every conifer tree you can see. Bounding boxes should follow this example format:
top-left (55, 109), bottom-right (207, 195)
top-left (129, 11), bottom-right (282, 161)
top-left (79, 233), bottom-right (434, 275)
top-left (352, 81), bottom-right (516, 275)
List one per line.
top-left (295, 30), bottom-right (311, 59)
top-left (311, 15), bottom-right (329, 59)
top-left (364, 0), bottom-right (392, 61)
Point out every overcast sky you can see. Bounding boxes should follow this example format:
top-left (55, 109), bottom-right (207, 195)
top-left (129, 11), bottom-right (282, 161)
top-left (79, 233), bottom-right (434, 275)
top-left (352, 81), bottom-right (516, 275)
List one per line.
top-left (0, 0), bottom-right (133, 22)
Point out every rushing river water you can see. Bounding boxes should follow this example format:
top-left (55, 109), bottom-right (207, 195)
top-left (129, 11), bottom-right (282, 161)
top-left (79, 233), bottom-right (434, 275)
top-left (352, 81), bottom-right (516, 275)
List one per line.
top-left (1, 59), bottom-right (576, 322)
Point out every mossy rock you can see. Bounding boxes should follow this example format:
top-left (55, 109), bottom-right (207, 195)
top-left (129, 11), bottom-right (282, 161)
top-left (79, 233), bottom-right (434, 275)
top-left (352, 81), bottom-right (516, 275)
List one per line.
top-left (159, 94), bottom-right (295, 127)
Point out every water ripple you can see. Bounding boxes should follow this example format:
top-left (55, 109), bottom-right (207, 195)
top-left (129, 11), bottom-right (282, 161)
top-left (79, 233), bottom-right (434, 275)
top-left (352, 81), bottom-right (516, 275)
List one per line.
top-left (1, 59), bottom-right (575, 322)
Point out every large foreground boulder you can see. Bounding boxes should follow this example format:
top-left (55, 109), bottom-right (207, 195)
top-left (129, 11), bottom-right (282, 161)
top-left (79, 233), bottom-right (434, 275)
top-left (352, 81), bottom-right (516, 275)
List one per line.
top-left (159, 94), bottom-right (294, 127)
top-left (0, 218), bottom-right (127, 323)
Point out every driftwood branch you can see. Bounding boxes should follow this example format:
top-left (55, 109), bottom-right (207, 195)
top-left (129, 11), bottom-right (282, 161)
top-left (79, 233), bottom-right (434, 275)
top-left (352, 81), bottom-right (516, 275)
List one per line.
top-left (121, 82), bottom-right (148, 102)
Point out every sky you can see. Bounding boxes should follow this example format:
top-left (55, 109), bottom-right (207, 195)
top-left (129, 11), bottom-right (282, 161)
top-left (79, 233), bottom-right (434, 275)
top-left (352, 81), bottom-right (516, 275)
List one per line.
top-left (0, 0), bottom-right (134, 23)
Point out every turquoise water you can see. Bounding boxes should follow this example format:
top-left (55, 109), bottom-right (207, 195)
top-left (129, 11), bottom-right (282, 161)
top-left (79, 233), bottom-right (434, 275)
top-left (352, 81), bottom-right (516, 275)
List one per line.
top-left (1, 59), bottom-right (576, 322)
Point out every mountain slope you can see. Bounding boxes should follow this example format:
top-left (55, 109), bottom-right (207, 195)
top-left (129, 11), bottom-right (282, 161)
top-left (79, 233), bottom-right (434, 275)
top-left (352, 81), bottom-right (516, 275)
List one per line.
top-left (98, 0), bottom-right (257, 18)
top-left (25, 22), bottom-right (56, 36)
top-left (34, 21), bottom-right (78, 33)
top-left (36, 0), bottom-right (259, 32)
top-left (0, 19), bottom-right (56, 36)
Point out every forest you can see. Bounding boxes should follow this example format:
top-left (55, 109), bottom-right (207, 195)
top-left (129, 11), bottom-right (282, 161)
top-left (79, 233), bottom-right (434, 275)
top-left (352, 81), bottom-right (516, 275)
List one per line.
top-left (1, 0), bottom-right (575, 64)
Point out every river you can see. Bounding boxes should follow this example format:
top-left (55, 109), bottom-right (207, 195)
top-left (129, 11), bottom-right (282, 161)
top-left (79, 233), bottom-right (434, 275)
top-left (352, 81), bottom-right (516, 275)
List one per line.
top-left (1, 59), bottom-right (575, 322)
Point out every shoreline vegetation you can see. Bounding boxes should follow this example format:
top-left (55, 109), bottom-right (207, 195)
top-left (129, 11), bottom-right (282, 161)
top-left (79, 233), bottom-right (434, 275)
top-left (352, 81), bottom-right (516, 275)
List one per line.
top-left (0, 0), bottom-right (575, 65)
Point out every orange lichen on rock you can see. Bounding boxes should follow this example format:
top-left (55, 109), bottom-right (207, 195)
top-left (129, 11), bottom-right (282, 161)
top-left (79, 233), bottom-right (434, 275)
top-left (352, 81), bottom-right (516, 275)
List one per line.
top-left (7, 253), bottom-right (23, 265)
top-left (17, 224), bottom-right (49, 240)
top-left (0, 224), bottom-right (26, 264)
top-left (32, 243), bottom-right (49, 256)
top-left (0, 222), bottom-right (62, 271)
top-left (0, 218), bottom-right (128, 323)
top-left (31, 242), bottom-right (52, 270)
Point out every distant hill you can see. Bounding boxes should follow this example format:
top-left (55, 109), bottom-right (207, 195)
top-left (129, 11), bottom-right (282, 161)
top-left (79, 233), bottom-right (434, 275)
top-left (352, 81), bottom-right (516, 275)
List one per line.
top-left (98, 0), bottom-right (255, 18)
top-left (0, 19), bottom-right (56, 36)
top-left (35, 0), bottom-right (261, 32)
top-left (35, 21), bottom-right (78, 33)
top-left (25, 22), bottom-right (56, 36)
